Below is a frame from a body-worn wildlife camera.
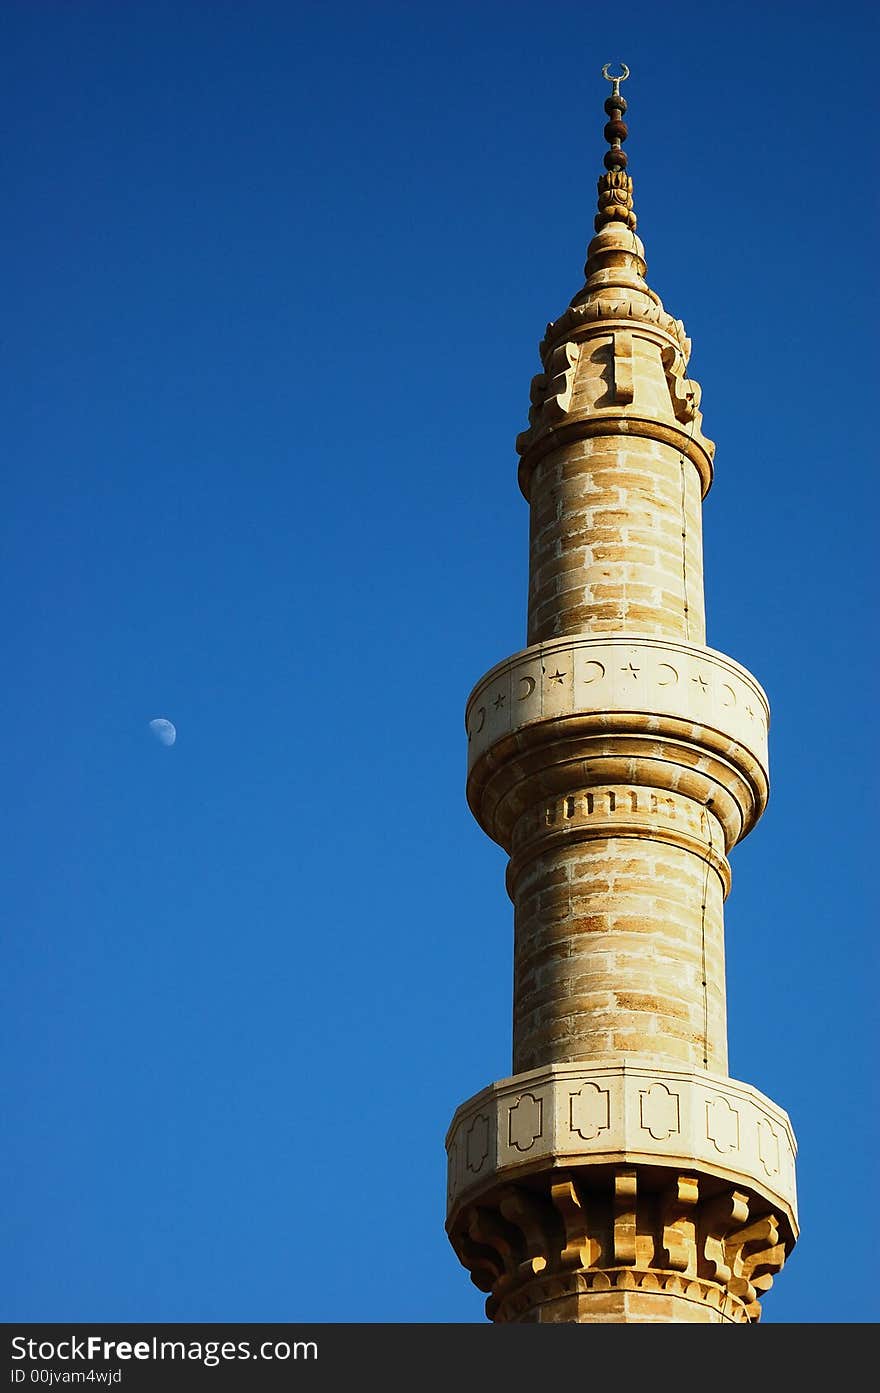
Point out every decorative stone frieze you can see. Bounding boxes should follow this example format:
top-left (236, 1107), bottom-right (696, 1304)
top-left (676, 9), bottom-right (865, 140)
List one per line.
top-left (465, 635), bottom-right (769, 854)
top-left (467, 635), bottom-right (768, 775)
top-left (446, 1061), bottom-right (797, 1222)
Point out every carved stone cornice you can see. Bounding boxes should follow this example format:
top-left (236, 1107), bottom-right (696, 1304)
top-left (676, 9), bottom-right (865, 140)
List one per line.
top-left (465, 636), bottom-right (769, 852)
top-left (490, 1263), bottom-right (763, 1324)
top-left (541, 288), bottom-right (686, 362)
top-left (445, 1062), bottom-right (797, 1323)
top-left (505, 783), bottom-right (732, 900)
top-left (447, 1061), bottom-right (797, 1220)
top-left (517, 403), bottom-right (715, 503)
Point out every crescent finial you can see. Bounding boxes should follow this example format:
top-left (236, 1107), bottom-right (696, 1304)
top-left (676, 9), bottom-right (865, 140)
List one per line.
top-left (602, 62), bottom-right (630, 85)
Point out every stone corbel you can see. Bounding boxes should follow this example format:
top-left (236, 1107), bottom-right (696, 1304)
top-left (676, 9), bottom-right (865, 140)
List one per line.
top-left (611, 330), bottom-right (635, 404)
top-left (613, 1170), bottom-right (638, 1265)
top-left (541, 340), bottom-right (580, 422)
top-left (701, 1189), bottom-right (750, 1285)
top-left (498, 1186), bottom-right (555, 1279)
top-left (515, 341), bottom-right (580, 454)
top-left (725, 1214), bottom-right (786, 1317)
top-left (550, 1176), bottom-right (601, 1271)
top-left (660, 1174), bottom-right (700, 1272)
top-left (661, 342), bottom-right (701, 423)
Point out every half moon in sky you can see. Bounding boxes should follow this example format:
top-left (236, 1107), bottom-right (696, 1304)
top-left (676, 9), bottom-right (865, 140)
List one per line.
top-left (148, 718), bottom-right (177, 747)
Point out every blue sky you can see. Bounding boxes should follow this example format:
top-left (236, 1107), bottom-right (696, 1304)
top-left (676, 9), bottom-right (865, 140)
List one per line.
top-left (2, 0), bottom-right (877, 1325)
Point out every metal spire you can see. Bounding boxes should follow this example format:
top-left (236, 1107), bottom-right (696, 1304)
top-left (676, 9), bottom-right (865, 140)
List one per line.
top-left (595, 63), bottom-right (636, 232)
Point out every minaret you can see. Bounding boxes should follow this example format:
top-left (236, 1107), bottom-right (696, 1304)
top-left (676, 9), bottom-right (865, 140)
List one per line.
top-left (445, 67), bottom-right (798, 1324)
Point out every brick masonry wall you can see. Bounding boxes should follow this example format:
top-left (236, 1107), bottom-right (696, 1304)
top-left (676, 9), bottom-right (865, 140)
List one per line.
top-left (510, 806), bottom-right (728, 1075)
top-left (527, 436), bottom-right (706, 645)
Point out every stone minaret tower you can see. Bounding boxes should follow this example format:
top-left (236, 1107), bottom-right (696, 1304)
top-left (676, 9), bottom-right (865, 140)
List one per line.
top-left (445, 68), bottom-right (798, 1324)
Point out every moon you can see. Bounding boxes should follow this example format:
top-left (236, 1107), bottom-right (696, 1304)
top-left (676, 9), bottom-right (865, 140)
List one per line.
top-left (148, 718), bottom-right (176, 747)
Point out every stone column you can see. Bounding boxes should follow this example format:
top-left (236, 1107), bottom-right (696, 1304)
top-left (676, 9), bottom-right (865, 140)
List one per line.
top-left (445, 72), bottom-right (798, 1324)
